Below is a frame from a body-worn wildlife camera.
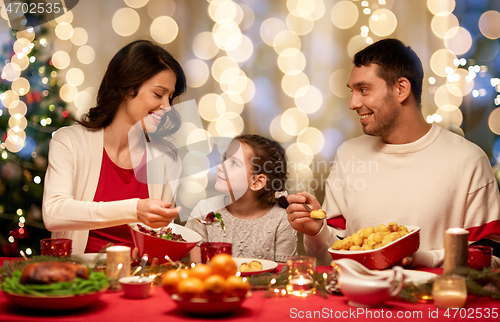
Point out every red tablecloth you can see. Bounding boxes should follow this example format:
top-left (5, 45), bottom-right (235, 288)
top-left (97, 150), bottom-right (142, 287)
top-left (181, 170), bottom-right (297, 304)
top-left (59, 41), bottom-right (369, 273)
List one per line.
top-left (1, 260), bottom-right (499, 322)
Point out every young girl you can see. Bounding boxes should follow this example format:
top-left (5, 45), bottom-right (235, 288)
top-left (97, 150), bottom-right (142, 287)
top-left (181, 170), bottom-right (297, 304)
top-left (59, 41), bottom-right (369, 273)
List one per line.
top-left (185, 134), bottom-right (297, 263)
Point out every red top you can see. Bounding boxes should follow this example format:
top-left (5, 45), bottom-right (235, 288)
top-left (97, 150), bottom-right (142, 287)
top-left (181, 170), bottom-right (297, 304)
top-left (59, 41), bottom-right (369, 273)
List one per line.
top-left (85, 149), bottom-right (149, 253)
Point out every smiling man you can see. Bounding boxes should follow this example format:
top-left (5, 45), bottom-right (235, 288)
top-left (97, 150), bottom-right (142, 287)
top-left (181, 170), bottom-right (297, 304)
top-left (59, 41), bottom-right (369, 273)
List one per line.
top-left (286, 38), bottom-right (500, 268)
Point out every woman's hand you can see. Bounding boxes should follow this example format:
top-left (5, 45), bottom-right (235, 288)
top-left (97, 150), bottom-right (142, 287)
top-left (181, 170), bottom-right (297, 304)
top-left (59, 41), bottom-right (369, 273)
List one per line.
top-left (137, 199), bottom-right (181, 228)
top-left (286, 191), bottom-right (324, 236)
top-left (132, 247), bottom-right (159, 266)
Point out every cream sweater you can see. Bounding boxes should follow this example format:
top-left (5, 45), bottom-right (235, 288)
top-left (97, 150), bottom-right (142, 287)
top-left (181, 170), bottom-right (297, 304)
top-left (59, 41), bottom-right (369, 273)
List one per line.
top-left (305, 125), bottom-right (500, 267)
top-left (42, 125), bottom-right (180, 254)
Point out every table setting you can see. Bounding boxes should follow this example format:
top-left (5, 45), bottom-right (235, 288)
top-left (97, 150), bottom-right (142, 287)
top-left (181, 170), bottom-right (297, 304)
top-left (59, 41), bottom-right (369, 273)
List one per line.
top-left (0, 221), bottom-right (499, 322)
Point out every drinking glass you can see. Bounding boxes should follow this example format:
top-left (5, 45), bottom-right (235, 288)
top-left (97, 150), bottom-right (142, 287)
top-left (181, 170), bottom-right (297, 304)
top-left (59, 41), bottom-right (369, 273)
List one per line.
top-left (40, 238), bottom-right (72, 257)
top-left (200, 242), bottom-right (232, 263)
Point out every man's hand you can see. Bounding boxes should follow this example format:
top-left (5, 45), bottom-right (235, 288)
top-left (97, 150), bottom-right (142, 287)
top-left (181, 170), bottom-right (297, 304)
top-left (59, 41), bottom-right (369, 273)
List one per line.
top-left (137, 199), bottom-right (180, 228)
top-left (286, 191), bottom-right (324, 236)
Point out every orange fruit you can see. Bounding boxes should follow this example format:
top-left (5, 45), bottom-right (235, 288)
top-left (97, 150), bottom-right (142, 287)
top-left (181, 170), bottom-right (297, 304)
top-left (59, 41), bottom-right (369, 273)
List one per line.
top-left (188, 264), bottom-right (213, 281)
top-left (210, 254), bottom-right (237, 278)
top-left (162, 269), bottom-right (189, 295)
top-left (225, 275), bottom-right (250, 299)
top-left (177, 277), bottom-right (205, 300)
top-left (203, 274), bottom-right (226, 301)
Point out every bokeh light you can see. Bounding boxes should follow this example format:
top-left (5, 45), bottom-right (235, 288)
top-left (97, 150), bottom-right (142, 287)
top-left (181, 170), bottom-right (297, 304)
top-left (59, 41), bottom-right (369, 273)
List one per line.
top-left (347, 35), bottom-right (370, 58)
top-left (11, 54), bottom-right (29, 71)
top-left (70, 27), bottom-right (88, 46)
top-left (369, 9), bottom-right (397, 37)
top-left (260, 17), bottom-right (287, 46)
top-left (270, 115), bottom-right (294, 143)
top-left (112, 8), bottom-right (140, 36)
top-left (286, 12), bottom-right (314, 36)
top-left (281, 108), bottom-right (309, 136)
top-left (435, 107), bottom-right (463, 127)
top-left (150, 16), bottom-right (178, 44)
top-left (198, 93), bottom-right (225, 122)
top-left (273, 30), bottom-right (301, 54)
top-left (282, 72), bottom-right (310, 98)
top-left (185, 59), bottom-right (209, 88)
top-left (227, 34), bottom-right (254, 62)
top-left (11, 77), bottom-right (30, 96)
top-left (59, 84), bottom-right (78, 102)
top-left (16, 28), bottom-right (35, 42)
top-left (489, 107), bottom-right (500, 135)
top-left (427, 0), bottom-right (455, 16)
top-left (66, 68), bottom-right (84, 87)
top-left (331, 1), bottom-right (358, 29)
top-left (329, 69), bottom-right (351, 98)
top-left (297, 127), bottom-right (325, 155)
top-left (192, 32), bottom-right (220, 60)
top-left (295, 85), bottom-right (323, 114)
top-left (212, 56), bottom-right (239, 83)
top-left (213, 21), bottom-right (242, 51)
top-left (8, 100), bottom-right (27, 115)
top-left (77, 45), bottom-right (95, 64)
top-left (51, 51), bottom-right (71, 69)
top-left (444, 27), bottom-right (472, 55)
top-left (430, 49), bottom-right (457, 77)
top-left (1, 90), bottom-right (19, 109)
top-left (125, 0), bottom-right (149, 8)
top-left (434, 84), bottom-right (463, 111)
top-left (74, 91), bottom-right (93, 110)
top-left (147, 0), bottom-right (175, 20)
top-left (55, 22), bottom-right (74, 40)
top-left (278, 48), bottom-right (306, 75)
top-left (479, 11), bottom-right (500, 40)
top-left (447, 68), bottom-right (474, 96)
top-left (220, 92), bottom-right (244, 114)
top-left (55, 10), bottom-right (73, 24)
top-left (286, 143), bottom-right (314, 168)
top-left (431, 14), bottom-right (459, 39)
top-left (1, 63), bottom-right (21, 81)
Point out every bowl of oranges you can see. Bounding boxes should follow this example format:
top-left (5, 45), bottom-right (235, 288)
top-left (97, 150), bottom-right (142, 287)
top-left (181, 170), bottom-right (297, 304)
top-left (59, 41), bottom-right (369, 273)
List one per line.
top-left (162, 254), bottom-right (250, 315)
top-left (328, 223), bottom-right (420, 270)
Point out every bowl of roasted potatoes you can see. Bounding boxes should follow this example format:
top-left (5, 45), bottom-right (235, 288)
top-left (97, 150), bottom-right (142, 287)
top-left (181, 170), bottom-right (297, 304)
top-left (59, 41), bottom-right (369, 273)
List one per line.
top-left (328, 222), bottom-right (420, 270)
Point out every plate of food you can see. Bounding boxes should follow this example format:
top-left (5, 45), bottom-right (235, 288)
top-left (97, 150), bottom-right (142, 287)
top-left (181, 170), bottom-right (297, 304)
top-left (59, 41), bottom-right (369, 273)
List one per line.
top-left (328, 223), bottom-right (420, 270)
top-left (170, 294), bottom-right (248, 315)
top-left (233, 258), bottom-right (278, 276)
top-left (1, 261), bottom-right (108, 311)
top-left (129, 222), bottom-right (202, 264)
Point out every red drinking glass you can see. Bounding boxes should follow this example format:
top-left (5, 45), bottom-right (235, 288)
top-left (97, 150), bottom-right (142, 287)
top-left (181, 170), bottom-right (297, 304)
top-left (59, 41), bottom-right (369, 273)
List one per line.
top-left (200, 242), bottom-right (232, 263)
top-left (468, 245), bottom-right (493, 270)
top-left (40, 238), bottom-right (72, 257)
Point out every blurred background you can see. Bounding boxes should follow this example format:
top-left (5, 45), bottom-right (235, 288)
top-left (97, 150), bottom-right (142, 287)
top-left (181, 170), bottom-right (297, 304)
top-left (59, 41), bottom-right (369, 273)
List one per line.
top-left (0, 0), bottom-right (499, 257)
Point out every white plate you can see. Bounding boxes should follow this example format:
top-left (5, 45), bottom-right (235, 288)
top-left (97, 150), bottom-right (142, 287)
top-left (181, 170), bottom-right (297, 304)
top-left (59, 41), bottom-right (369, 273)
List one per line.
top-left (73, 253), bottom-right (107, 265)
top-left (233, 258), bottom-right (278, 276)
top-left (401, 270), bottom-right (437, 284)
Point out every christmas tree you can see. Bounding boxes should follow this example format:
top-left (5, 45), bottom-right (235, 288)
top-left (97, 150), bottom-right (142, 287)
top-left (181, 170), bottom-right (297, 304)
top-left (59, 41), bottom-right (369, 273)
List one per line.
top-left (0, 15), bottom-right (73, 256)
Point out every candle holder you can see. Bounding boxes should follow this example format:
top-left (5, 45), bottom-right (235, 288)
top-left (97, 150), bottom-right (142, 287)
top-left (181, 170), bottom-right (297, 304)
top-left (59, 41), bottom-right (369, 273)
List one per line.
top-left (106, 245), bottom-right (131, 291)
top-left (432, 275), bottom-right (467, 309)
top-left (468, 245), bottom-right (493, 270)
top-left (286, 255), bottom-right (316, 296)
top-left (444, 228), bottom-right (469, 274)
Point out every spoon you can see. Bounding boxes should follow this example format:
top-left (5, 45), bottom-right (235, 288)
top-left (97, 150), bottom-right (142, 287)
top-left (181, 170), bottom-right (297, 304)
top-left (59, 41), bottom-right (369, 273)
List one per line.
top-left (303, 203), bottom-right (326, 220)
top-left (137, 254), bottom-right (149, 283)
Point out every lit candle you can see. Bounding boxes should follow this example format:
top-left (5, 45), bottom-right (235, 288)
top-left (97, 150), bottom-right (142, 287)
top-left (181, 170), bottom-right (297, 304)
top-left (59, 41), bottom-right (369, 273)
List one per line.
top-left (444, 228), bottom-right (469, 274)
top-left (432, 275), bottom-right (467, 309)
top-left (106, 246), bottom-right (131, 290)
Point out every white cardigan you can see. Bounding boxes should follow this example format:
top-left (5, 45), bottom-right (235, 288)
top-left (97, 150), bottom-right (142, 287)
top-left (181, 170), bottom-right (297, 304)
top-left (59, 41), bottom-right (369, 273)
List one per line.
top-left (42, 125), bottom-right (180, 254)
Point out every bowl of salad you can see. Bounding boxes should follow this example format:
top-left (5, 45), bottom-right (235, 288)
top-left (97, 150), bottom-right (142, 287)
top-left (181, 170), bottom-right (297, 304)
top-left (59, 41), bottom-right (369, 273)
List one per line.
top-left (129, 223), bottom-right (202, 264)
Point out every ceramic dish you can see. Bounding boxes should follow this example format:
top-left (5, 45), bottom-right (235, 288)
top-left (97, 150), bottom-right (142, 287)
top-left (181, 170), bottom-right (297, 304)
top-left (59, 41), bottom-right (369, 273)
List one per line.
top-left (328, 225), bottom-right (420, 270)
top-left (2, 289), bottom-right (107, 311)
top-left (233, 258), bottom-right (279, 276)
top-left (170, 293), bottom-right (248, 315)
top-left (129, 223), bottom-right (202, 264)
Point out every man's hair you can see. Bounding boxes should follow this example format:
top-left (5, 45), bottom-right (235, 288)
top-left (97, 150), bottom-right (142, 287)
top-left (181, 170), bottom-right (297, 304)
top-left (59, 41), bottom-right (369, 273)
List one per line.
top-left (353, 38), bottom-right (424, 104)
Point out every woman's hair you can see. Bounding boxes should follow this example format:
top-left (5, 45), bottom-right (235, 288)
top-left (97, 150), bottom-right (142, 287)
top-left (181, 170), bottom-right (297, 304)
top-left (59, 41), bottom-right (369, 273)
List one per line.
top-left (234, 134), bottom-right (287, 207)
top-left (78, 40), bottom-right (187, 156)
top-left (353, 38), bottom-right (423, 104)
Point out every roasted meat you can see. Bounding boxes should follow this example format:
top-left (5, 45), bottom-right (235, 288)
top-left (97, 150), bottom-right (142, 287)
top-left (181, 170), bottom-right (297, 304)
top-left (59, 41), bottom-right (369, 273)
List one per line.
top-left (20, 262), bottom-right (89, 284)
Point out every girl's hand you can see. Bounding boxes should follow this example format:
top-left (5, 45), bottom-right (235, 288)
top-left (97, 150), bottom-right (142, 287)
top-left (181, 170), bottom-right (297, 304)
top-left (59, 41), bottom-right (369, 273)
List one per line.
top-left (286, 191), bottom-right (323, 236)
top-left (132, 247), bottom-right (160, 266)
top-left (136, 199), bottom-right (181, 228)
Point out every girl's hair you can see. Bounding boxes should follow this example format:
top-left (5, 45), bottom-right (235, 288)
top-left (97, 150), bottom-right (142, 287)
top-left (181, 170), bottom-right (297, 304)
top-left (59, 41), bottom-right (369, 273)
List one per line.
top-left (78, 40), bottom-right (187, 157)
top-left (234, 134), bottom-right (287, 207)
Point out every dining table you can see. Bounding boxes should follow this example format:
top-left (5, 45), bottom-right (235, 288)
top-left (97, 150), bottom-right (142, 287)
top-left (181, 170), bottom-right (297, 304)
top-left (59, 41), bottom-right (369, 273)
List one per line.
top-left (0, 257), bottom-right (499, 322)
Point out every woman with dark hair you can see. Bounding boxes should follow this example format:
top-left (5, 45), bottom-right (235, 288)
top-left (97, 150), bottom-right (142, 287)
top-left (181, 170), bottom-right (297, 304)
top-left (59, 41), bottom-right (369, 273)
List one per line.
top-left (42, 40), bottom-right (187, 254)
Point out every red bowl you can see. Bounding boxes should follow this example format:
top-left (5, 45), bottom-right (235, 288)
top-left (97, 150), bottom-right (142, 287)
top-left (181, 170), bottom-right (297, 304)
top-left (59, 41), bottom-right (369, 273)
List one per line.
top-left (328, 225), bottom-right (420, 270)
top-left (129, 223), bottom-right (201, 264)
